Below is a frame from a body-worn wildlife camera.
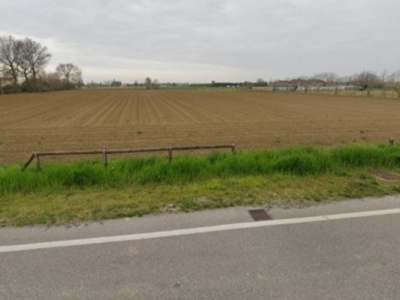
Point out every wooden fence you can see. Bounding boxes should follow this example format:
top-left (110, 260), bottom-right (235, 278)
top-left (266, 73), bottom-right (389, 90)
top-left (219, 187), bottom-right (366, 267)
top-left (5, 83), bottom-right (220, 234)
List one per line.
top-left (21, 144), bottom-right (236, 171)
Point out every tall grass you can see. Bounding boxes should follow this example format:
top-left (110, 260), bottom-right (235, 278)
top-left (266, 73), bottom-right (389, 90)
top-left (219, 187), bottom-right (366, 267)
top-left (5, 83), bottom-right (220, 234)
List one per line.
top-left (1, 144), bottom-right (400, 195)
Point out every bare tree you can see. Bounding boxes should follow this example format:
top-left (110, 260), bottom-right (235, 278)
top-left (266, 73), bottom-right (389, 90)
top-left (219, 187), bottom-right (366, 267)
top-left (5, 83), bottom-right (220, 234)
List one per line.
top-left (152, 78), bottom-right (159, 89)
top-left (145, 77), bottom-right (152, 89)
top-left (71, 67), bottom-right (83, 89)
top-left (39, 71), bottom-right (64, 91)
top-left (386, 71), bottom-right (400, 87)
top-left (255, 78), bottom-right (267, 86)
top-left (314, 72), bottom-right (338, 84)
top-left (353, 71), bottom-right (383, 91)
top-left (19, 38), bottom-right (51, 91)
top-left (56, 63), bottom-right (82, 89)
top-left (380, 70), bottom-right (388, 86)
top-left (16, 40), bottom-right (31, 85)
top-left (0, 35), bottom-right (21, 92)
top-left (390, 71), bottom-right (400, 97)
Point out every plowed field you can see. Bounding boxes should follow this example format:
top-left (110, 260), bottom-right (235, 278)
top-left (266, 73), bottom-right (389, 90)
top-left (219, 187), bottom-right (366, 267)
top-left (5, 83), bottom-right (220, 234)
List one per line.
top-left (1, 89), bottom-right (400, 164)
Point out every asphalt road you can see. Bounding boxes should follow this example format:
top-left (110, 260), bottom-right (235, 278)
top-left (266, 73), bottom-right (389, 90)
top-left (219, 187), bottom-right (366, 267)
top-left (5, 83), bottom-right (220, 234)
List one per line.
top-left (1, 196), bottom-right (400, 299)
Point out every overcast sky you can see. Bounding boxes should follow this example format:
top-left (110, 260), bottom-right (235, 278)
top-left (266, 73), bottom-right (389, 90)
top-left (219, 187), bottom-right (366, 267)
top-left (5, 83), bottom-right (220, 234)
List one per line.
top-left (1, 0), bottom-right (399, 83)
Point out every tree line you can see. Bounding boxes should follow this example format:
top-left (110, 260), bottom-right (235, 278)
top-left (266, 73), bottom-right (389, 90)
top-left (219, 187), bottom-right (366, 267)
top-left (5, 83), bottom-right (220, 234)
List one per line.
top-left (86, 77), bottom-right (160, 89)
top-left (0, 35), bottom-right (83, 94)
top-left (311, 71), bottom-right (400, 91)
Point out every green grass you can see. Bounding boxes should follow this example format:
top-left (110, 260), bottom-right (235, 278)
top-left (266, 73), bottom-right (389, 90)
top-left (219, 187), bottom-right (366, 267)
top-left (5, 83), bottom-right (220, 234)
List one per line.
top-left (2, 144), bottom-right (400, 193)
top-left (1, 144), bottom-right (400, 226)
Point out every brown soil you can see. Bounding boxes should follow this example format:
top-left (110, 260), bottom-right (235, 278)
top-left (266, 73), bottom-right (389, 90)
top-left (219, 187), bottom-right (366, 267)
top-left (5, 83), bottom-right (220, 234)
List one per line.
top-left (1, 89), bottom-right (399, 164)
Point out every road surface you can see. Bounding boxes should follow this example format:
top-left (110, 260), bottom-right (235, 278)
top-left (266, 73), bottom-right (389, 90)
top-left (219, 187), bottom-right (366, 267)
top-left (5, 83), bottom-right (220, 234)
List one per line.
top-left (1, 196), bottom-right (400, 299)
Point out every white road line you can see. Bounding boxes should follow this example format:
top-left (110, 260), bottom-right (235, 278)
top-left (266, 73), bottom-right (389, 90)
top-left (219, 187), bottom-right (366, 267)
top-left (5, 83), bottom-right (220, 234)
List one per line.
top-left (1, 208), bottom-right (400, 254)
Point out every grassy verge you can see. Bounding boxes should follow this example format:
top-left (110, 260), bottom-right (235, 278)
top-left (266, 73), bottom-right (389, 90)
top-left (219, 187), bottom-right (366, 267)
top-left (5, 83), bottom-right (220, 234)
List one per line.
top-left (1, 144), bottom-right (400, 226)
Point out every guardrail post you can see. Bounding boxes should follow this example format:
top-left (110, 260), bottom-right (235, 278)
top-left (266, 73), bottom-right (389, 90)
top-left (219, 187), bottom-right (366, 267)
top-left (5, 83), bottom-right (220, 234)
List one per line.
top-left (103, 149), bottom-right (108, 167)
top-left (168, 147), bottom-right (173, 163)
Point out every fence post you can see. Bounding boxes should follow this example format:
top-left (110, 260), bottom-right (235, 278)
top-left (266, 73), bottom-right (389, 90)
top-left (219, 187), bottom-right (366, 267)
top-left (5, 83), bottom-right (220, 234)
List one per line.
top-left (103, 149), bottom-right (108, 167)
top-left (35, 152), bottom-right (41, 170)
top-left (21, 153), bottom-right (35, 171)
top-left (20, 144), bottom-right (237, 170)
top-left (168, 147), bottom-right (173, 163)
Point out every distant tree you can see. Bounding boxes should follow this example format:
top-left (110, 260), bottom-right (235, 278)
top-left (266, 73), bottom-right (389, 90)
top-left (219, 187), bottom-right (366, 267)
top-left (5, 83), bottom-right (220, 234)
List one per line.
top-left (386, 71), bottom-right (400, 88)
top-left (72, 69), bottom-right (83, 89)
top-left (15, 40), bottom-right (31, 87)
top-left (0, 35), bottom-right (21, 92)
top-left (103, 80), bottom-right (111, 86)
top-left (56, 63), bottom-right (82, 89)
top-left (41, 71), bottom-right (64, 91)
top-left (314, 72), bottom-right (338, 84)
top-left (255, 78), bottom-right (267, 86)
top-left (243, 81), bottom-right (253, 88)
top-left (352, 71), bottom-right (383, 90)
top-left (385, 70), bottom-right (400, 97)
top-left (19, 38), bottom-right (51, 91)
top-left (133, 80), bottom-right (139, 87)
top-left (152, 78), bottom-right (159, 89)
top-left (111, 79), bottom-right (122, 87)
top-left (145, 77), bottom-right (152, 89)
top-left (380, 70), bottom-right (388, 85)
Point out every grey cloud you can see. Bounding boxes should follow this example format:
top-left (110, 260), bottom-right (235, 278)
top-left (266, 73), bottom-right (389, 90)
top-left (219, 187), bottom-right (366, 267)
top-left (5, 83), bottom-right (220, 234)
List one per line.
top-left (1, 0), bottom-right (399, 82)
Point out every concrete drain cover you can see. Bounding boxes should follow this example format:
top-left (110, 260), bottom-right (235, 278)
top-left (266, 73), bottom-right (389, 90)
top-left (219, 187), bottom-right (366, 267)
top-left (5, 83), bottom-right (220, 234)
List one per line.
top-left (373, 171), bottom-right (400, 181)
top-left (248, 209), bottom-right (272, 221)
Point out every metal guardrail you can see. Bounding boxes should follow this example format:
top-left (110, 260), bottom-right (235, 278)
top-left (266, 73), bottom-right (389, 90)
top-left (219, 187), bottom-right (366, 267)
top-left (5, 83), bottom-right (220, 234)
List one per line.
top-left (21, 144), bottom-right (236, 171)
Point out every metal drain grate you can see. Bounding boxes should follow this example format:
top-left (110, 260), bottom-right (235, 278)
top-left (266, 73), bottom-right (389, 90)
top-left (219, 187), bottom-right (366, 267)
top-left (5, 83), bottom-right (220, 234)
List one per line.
top-left (248, 209), bottom-right (272, 221)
